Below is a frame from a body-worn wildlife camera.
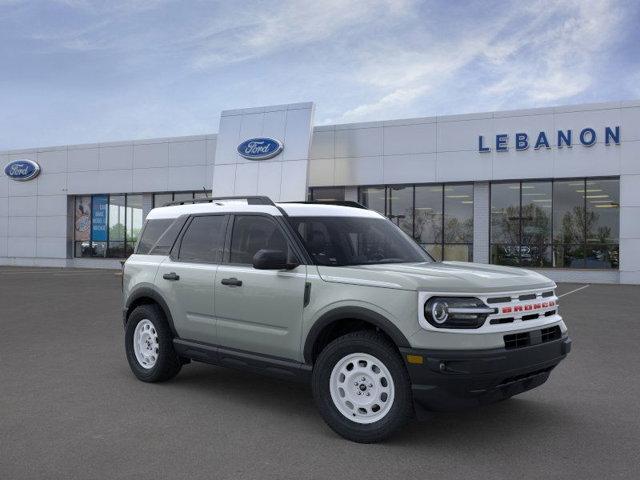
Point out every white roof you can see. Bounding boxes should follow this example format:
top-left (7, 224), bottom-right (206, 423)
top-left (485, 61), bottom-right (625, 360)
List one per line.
top-left (145, 200), bottom-right (381, 220)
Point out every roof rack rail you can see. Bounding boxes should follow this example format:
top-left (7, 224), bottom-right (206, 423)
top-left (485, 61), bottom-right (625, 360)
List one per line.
top-left (282, 200), bottom-right (368, 209)
top-left (164, 196), bottom-right (276, 207)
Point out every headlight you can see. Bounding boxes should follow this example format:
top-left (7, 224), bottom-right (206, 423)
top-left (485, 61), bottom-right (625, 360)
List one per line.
top-left (424, 297), bottom-right (494, 329)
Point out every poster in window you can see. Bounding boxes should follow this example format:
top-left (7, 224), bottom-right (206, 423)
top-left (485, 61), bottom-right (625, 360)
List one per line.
top-left (75, 196), bottom-right (91, 241)
top-left (91, 195), bottom-right (108, 242)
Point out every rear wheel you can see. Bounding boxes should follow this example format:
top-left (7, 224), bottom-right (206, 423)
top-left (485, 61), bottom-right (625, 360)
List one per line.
top-left (125, 304), bottom-right (182, 382)
top-left (312, 331), bottom-right (413, 443)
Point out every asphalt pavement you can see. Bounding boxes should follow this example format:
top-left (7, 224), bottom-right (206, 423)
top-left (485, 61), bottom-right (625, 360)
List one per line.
top-left (0, 267), bottom-right (639, 479)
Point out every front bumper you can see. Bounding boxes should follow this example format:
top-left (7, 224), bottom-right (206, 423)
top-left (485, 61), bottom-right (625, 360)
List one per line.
top-left (400, 335), bottom-right (571, 411)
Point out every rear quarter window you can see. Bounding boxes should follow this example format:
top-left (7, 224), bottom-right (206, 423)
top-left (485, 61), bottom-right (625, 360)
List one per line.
top-left (136, 217), bottom-right (186, 255)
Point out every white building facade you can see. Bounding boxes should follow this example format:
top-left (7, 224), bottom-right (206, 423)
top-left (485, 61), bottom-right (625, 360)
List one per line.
top-left (1, 100), bottom-right (639, 284)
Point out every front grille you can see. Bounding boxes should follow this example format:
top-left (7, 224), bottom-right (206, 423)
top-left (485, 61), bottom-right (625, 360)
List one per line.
top-left (541, 291), bottom-right (554, 298)
top-left (504, 326), bottom-right (562, 349)
top-left (487, 296), bottom-right (512, 304)
top-left (522, 313), bottom-right (539, 321)
top-left (541, 326), bottom-right (562, 342)
top-left (518, 293), bottom-right (537, 301)
top-left (504, 332), bottom-right (530, 349)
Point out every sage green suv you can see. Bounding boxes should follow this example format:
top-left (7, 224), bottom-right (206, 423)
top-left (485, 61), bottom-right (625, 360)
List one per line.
top-left (122, 196), bottom-right (570, 443)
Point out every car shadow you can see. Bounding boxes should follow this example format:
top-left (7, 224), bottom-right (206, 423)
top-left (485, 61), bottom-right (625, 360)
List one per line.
top-left (142, 362), bottom-right (577, 445)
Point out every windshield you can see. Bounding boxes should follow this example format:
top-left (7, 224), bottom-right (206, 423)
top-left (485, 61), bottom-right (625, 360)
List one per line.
top-left (290, 216), bottom-right (432, 266)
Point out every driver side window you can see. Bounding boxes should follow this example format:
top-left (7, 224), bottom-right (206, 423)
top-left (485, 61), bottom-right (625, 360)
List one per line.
top-left (229, 215), bottom-right (289, 265)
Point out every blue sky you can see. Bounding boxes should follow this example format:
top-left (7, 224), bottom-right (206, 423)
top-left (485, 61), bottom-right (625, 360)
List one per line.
top-left (1, 0), bottom-right (639, 150)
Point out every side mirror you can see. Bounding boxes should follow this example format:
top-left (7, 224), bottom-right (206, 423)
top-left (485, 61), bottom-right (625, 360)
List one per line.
top-left (252, 249), bottom-right (298, 270)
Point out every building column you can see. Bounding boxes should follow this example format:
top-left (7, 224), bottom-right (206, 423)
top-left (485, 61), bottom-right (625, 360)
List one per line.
top-left (619, 173), bottom-right (640, 284)
top-left (473, 182), bottom-right (489, 264)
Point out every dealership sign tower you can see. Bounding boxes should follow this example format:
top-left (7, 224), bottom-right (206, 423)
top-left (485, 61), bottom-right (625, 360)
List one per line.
top-left (212, 102), bottom-right (315, 201)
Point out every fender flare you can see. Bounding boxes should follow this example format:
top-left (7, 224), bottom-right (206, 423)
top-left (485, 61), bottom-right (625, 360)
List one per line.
top-left (303, 306), bottom-right (411, 363)
top-left (124, 286), bottom-right (177, 336)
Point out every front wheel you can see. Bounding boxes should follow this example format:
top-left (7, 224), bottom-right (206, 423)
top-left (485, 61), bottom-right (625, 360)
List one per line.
top-left (125, 304), bottom-right (182, 382)
top-left (312, 331), bottom-right (413, 443)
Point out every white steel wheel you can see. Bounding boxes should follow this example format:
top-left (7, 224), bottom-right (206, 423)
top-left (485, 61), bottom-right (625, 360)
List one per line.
top-left (329, 352), bottom-right (395, 424)
top-left (133, 319), bottom-right (159, 369)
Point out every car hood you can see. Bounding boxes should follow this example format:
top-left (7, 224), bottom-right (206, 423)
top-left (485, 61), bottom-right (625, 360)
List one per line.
top-left (316, 261), bottom-right (556, 293)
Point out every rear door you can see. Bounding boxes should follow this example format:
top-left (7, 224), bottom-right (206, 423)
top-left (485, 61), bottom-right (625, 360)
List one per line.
top-left (156, 214), bottom-right (229, 345)
top-left (214, 214), bottom-right (307, 361)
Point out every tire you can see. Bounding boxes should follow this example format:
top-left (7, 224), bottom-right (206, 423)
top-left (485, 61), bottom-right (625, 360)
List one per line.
top-left (125, 304), bottom-right (182, 383)
top-left (312, 330), bottom-right (413, 443)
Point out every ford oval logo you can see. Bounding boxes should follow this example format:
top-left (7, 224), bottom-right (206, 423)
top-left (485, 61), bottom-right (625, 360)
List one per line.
top-left (237, 137), bottom-right (283, 160)
top-left (4, 159), bottom-right (41, 181)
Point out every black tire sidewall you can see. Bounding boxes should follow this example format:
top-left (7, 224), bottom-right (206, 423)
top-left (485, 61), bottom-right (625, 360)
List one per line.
top-left (312, 332), bottom-right (413, 443)
top-left (125, 304), bottom-right (181, 382)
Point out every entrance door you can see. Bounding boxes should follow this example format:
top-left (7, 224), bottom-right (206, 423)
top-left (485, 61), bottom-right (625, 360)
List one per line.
top-left (214, 214), bottom-right (307, 361)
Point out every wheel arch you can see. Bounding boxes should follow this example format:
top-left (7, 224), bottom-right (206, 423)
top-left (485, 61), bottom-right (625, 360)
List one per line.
top-left (303, 306), bottom-right (411, 364)
top-left (124, 287), bottom-right (177, 336)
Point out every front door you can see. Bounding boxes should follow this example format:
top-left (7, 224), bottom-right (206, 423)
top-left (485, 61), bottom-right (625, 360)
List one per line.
top-left (156, 214), bottom-right (228, 345)
top-left (214, 214), bottom-right (307, 361)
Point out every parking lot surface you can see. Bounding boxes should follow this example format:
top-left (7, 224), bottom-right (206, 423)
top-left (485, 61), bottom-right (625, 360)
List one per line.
top-left (1, 267), bottom-right (639, 479)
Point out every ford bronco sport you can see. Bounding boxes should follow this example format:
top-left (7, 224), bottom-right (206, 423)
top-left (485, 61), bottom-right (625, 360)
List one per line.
top-left (122, 196), bottom-right (571, 443)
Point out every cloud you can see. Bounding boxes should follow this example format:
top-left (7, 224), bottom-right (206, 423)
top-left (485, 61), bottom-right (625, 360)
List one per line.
top-left (190, 0), bottom-right (414, 70)
top-left (334, 0), bottom-right (626, 122)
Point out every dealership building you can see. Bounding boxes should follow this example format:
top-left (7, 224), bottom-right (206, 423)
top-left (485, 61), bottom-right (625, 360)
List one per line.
top-left (1, 100), bottom-right (639, 284)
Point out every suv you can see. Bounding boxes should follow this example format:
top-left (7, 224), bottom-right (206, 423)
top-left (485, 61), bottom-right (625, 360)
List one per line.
top-left (122, 196), bottom-right (571, 443)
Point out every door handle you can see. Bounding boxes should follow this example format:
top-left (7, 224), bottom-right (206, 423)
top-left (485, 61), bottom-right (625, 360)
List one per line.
top-left (221, 277), bottom-right (242, 287)
top-left (163, 272), bottom-right (180, 281)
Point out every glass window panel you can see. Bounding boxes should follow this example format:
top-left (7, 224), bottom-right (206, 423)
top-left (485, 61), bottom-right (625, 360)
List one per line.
top-left (74, 196), bottom-right (91, 242)
top-left (310, 187), bottom-right (346, 202)
top-left (179, 215), bottom-right (227, 263)
top-left (520, 181), bottom-right (552, 268)
top-left (553, 244), bottom-right (585, 268)
top-left (359, 187), bottom-right (385, 215)
top-left (173, 192), bottom-right (194, 203)
top-left (92, 241), bottom-right (107, 258)
top-left (126, 194), bottom-right (143, 252)
top-left (74, 241), bottom-right (92, 258)
top-left (491, 183), bottom-right (520, 244)
top-left (491, 244), bottom-right (520, 266)
top-left (521, 181), bottom-right (552, 245)
top-left (153, 193), bottom-right (173, 208)
top-left (584, 243), bottom-right (618, 269)
top-left (519, 244), bottom-right (552, 268)
top-left (108, 195), bottom-right (126, 244)
top-left (553, 180), bottom-right (585, 244)
top-left (585, 178), bottom-right (619, 244)
top-left (444, 184), bottom-right (473, 243)
top-left (387, 186), bottom-right (413, 237)
top-left (422, 244), bottom-right (442, 262)
top-left (194, 191), bottom-right (210, 199)
top-left (414, 185), bottom-right (443, 244)
top-left (107, 242), bottom-right (125, 258)
top-left (443, 244), bottom-right (472, 262)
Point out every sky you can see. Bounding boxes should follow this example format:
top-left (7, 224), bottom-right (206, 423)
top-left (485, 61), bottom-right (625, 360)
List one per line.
top-left (1, 0), bottom-right (639, 150)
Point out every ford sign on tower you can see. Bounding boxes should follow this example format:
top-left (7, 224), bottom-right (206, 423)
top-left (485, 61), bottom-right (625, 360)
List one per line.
top-left (237, 137), bottom-right (283, 160)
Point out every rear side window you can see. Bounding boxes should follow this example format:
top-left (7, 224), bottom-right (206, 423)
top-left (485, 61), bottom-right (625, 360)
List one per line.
top-left (136, 219), bottom-right (173, 254)
top-left (178, 215), bottom-right (227, 263)
top-left (151, 218), bottom-right (188, 255)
